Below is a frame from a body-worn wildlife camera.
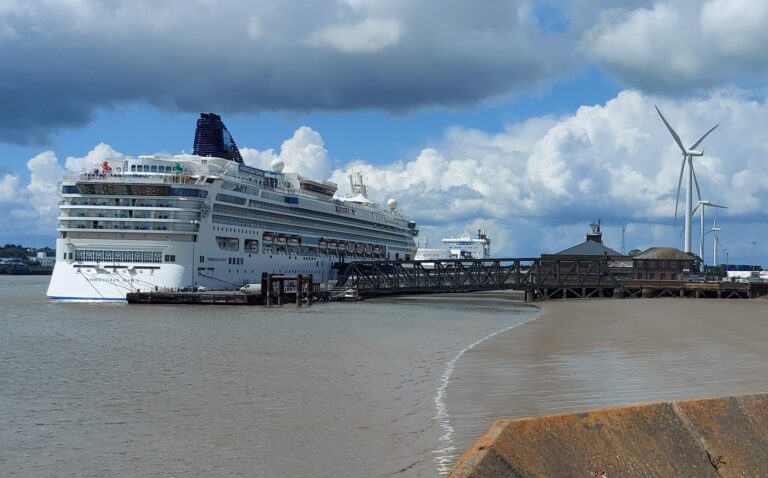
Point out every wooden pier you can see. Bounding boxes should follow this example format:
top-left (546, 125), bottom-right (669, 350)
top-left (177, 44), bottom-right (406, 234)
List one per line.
top-left (126, 273), bottom-right (316, 306)
top-left (334, 258), bottom-right (768, 301)
top-left (127, 291), bottom-right (260, 305)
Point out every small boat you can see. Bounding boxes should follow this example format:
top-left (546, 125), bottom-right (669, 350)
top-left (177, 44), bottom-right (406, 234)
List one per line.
top-left (342, 288), bottom-right (360, 301)
top-left (262, 233), bottom-right (273, 244)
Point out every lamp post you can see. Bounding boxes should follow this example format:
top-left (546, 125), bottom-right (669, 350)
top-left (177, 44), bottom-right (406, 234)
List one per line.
top-left (752, 241), bottom-right (757, 272)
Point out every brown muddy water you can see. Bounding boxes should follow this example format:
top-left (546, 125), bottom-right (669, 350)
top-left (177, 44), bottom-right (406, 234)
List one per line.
top-left (5, 276), bottom-right (768, 477)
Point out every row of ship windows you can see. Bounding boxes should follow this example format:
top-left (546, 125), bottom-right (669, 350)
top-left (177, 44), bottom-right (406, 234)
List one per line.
top-left (212, 205), bottom-right (408, 245)
top-left (61, 186), bottom-right (208, 199)
top-left (62, 211), bottom-right (195, 220)
top-left (215, 194), bottom-right (402, 234)
top-left (64, 198), bottom-right (194, 208)
top-left (74, 249), bottom-right (164, 263)
top-left (221, 179), bottom-right (405, 228)
top-left (211, 214), bottom-right (411, 249)
top-left (60, 221), bottom-right (198, 232)
top-left (129, 164), bottom-right (176, 173)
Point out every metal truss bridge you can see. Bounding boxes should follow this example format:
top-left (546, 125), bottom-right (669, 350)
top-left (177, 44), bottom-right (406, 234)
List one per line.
top-left (334, 258), bottom-right (767, 301)
top-left (334, 257), bottom-right (621, 300)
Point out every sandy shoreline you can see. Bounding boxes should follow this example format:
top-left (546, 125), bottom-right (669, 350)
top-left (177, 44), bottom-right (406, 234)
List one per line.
top-left (445, 298), bottom-right (768, 468)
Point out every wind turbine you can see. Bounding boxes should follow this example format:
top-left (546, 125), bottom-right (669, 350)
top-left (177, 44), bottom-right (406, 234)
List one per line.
top-left (692, 200), bottom-right (726, 265)
top-left (706, 208), bottom-right (726, 267)
top-left (655, 106), bottom-right (719, 253)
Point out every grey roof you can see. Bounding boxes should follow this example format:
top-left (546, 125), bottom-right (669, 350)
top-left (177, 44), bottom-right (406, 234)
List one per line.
top-left (634, 247), bottom-right (691, 260)
top-left (554, 240), bottom-right (623, 256)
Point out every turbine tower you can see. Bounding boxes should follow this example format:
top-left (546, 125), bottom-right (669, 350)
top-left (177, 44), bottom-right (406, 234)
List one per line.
top-left (692, 200), bottom-right (726, 265)
top-left (707, 208), bottom-right (726, 267)
top-left (655, 106), bottom-right (719, 253)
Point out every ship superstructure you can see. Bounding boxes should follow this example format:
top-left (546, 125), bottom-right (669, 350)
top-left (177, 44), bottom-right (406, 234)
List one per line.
top-left (414, 228), bottom-right (491, 260)
top-left (47, 114), bottom-right (418, 300)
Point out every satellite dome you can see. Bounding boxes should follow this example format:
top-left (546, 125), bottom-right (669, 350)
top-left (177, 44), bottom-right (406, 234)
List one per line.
top-left (387, 198), bottom-right (397, 210)
top-left (270, 158), bottom-right (285, 173)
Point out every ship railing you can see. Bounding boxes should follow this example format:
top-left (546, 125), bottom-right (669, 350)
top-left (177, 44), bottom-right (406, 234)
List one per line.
top-left (64, 171), bottom-right (209, 185)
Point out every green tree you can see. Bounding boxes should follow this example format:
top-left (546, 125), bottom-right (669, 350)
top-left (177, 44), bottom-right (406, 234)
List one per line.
top-left (628, 249), bottom-right (642, 256)
top-left (686, 252), bottom-right (702, 274)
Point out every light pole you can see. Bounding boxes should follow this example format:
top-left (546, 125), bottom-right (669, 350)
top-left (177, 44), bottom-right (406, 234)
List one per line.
top-left (752, 241), bottom-right (757, 271)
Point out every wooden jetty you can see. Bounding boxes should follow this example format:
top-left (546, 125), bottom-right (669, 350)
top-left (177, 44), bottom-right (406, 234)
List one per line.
top-left (127, 273), bottom-right (316, 306)
top-left (127, 291), bottom-right (260, 305)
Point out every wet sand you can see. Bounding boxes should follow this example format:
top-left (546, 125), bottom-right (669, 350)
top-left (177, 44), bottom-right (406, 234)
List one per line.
top-left (447, 298), bottom-right (768, 466)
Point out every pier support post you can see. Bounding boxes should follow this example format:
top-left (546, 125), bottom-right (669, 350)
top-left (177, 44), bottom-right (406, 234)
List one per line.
top-left (296, 274), bottom-right (303, 307)
top-left (261, 272), bottom-right (268, 306)
top-left (278, 279), bottom-right (284, 305)
top-left (525, 289), bottom-right (535, 302)
top-left (266, 274), bottom-right (273, 307)
top-left (308, 274), bottom-right (314, 306)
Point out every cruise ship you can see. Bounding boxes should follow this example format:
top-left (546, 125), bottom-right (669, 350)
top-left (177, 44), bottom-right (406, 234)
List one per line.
top-left (47, 113), bottom-right (418, 300)
top-left (414, 228), bottom-right (491, 260)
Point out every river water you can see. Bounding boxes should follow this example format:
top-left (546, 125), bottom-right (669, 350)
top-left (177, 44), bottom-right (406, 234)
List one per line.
top-left (0, 276), bottom-right (537, 477)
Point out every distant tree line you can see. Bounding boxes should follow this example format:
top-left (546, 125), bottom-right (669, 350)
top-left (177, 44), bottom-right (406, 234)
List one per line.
top-left (0, 243), bottom-right (54, 261)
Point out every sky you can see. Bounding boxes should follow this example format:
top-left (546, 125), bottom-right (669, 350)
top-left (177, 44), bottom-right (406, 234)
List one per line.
top-left (1, 0), bottom-right (767, 266)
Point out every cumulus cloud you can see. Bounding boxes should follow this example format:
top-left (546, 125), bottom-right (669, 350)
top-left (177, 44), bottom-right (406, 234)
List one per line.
top-left (0, 173), bottom-right (21, 203)
top-left (26, 151), bottom-right (65, 227)
top-left (579, 0), bottom-right (768, 93)
top-left (0, 0), bottom-right (571, 144)
top-left (64, 143), bottom-right (125, 171)
top-left (330, 88), bottom-right (768, 259)
top-left (241, 126), bottom-right (331, 179)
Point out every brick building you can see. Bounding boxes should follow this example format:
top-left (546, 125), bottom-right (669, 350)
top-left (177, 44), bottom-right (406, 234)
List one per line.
top-left (632, 247), bottom-right (693, 281)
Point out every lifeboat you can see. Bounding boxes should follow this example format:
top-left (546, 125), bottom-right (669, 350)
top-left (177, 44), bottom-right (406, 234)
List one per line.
top-left (346, 242), bottom-right (355, 253)
top-left (365, 244), bottom-right (373, 254)
top-left (328, 240), bottom-right (338, 249)
top-left (355, 243), bottom-right (364, 253)
top-left (275, 234), bottom-right (287, 246)
top-left (262, 232), bottom-right (273, 244)
top-left (288, 235), bottom-right (300, 247)
top-left (373, 245), bottom-right (381, 255)
top-left (318, 238), bottom-right (328, 249)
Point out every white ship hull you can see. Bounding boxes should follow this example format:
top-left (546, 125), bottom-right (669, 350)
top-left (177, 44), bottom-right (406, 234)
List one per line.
top-left (47, 236), bottom-right (347, 300)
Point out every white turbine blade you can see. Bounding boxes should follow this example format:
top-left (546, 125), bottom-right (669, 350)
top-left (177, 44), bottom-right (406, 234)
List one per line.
top-left (655, 105), bottom-right (687, 154)
top-left (708, 203), bottom-right (727, 209)
top-left (716, 236), bottom-right (725, 250)
top-left (674, 156), bottom-right (686, 224)
top-left (692, 202), bottom-right (701, 214)
top-left (713, 208), bottom-right (719, 228)
top-left (688, 124), bottom-right (719, 150)
top-left (691, 164), bottom-right (702, 201)
top-left (704, 230), bottom-right (713, 236)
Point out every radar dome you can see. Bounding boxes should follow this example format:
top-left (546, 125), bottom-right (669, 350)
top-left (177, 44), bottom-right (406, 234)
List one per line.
top-left (387, 198), bottom-right (397, 210)
top-left (270, 158), bottom-right (285, 173)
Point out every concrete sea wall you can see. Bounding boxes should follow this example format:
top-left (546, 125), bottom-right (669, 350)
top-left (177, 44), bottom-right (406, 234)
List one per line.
top-left (448, 393), bottom-right (768, 477)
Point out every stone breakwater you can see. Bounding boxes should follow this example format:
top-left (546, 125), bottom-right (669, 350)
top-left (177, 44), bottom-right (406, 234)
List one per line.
top-left (448, 393), bottom-right (768, 477)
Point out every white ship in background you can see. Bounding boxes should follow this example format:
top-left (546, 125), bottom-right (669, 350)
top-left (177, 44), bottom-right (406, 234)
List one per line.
top-left (414, 228), bottom-right (491, 260)
top-left (47, 113), bottom-right (418, 300)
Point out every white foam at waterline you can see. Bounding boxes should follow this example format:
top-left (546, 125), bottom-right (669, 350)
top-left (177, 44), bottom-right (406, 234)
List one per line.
top-left (432, 310), bottom-right (542, 475)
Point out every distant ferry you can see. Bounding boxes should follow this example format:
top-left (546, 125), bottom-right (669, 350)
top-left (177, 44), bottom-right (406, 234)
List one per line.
top-left (414, 229), bottom-right (491, 260)
top-left (47, 113), bottom-right (418, 300)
